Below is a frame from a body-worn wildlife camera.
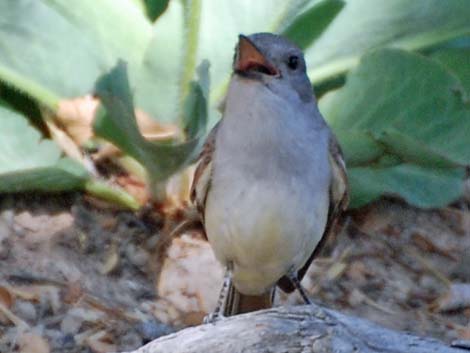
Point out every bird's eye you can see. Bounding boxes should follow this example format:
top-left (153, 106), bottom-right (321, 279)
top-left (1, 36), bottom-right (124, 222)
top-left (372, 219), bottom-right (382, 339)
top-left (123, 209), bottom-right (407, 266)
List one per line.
top-left (287, 55), bottom-right (299, 70)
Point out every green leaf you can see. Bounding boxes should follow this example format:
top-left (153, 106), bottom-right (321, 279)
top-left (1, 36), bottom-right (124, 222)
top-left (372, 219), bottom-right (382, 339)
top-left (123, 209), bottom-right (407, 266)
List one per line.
top-left (142, 0), bottom-right (170, 21)
top-left (94, 61), bottom-right (208, 198)
top-left (0, 0), bottom-right (151, 109)
top-left (332, 130), bottom-right (384, 166)
top-left (377, 129), bottom-right (461, 169)
top-left (320, 48), bottom-right (469, 207)
top-left (321, 49), bottom-right (470, 166)
top-left (182, 60), bottom-right (210, 138)
top-left (280, 0), bottom-right (345, 49)
top-left (349, 165), bottom-right (464, 209)
top-left (134, 0), bottom-right (184, 123)
top-left (307, 0), bottom-right (470, 84)
top-left (432, 48), bottom-right (470, 96)
top-left (0, 105), bottom-right (88, 192)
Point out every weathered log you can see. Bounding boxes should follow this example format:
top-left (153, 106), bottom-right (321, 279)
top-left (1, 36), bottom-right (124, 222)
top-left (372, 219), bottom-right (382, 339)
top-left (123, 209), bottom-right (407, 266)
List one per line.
top-left (121, 305), bottom-right (466, 353)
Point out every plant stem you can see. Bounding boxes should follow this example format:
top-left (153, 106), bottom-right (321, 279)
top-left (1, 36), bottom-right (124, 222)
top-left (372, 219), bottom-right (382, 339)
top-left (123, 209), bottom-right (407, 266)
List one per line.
top-left (85, 180), bottom-right (140, 210)
top-left (178, 0), bottom-right (202, 123)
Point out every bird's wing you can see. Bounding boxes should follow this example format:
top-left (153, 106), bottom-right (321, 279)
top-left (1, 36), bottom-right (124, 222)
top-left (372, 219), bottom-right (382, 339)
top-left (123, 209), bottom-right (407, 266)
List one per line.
top-left (278, 132), bottom-right (349, 292)
top-left (190, 122), bottom-right (220, 222)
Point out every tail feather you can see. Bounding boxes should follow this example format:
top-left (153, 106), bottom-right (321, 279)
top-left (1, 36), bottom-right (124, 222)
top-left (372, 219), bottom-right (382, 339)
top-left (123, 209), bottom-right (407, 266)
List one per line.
top-left (223, 281), bottom-right (274, 316)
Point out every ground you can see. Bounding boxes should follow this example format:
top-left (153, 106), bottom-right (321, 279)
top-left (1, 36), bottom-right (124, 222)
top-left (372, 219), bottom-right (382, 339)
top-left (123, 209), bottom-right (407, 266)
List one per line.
top-left (0, 194), bottom-right (469, 353)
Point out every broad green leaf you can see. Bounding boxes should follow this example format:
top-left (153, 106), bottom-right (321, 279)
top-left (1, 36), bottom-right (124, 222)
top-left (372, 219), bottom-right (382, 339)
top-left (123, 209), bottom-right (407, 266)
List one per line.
top-left (377, 129), bottom-right (461, 169)
top-left (94, 61), bottom-right (208, 198)
top-left (320, 48), bottom-right (469, 207)
top-left (0, 105), bottom-right (88, 192)
top-left (0, 0), bottom-right (151, 109)
top-left (182, 60), bottom-right (210, 138)
top-left (432, 48), bottom-right (470, 95)
top-left (307, 0), bottom-right (470, 84)
top-left (349, 165), bottom-right (464, 209)
top-left (333, 129), bottom-right (383, 166)
top-left (281, 0), bottom-right (345, 49)
top-left (135, 0), bottom-right (184, 123)
top-left (321, 49), bottom-right (470, 166)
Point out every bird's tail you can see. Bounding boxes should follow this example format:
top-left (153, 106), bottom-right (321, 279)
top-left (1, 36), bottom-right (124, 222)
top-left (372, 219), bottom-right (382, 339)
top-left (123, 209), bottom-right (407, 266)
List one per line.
top-left (223, 281), bottom-right (274, 316)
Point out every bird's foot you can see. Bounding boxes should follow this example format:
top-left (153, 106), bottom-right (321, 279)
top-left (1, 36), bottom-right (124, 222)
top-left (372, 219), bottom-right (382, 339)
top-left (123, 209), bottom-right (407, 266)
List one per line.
top-left (203, 311), bottom-right (226, 324)
top-left (287, 268), bottom-right (312, 305)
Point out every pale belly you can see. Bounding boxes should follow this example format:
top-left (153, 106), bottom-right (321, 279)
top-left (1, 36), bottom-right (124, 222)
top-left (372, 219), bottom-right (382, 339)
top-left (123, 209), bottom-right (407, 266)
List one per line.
top-left (204, 176), bottom-right (329, 295)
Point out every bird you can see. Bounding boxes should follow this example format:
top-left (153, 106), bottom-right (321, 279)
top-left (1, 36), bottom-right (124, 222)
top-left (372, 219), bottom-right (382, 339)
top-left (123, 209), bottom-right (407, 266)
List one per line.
top-left (190, 33), bottom-right (348, 319)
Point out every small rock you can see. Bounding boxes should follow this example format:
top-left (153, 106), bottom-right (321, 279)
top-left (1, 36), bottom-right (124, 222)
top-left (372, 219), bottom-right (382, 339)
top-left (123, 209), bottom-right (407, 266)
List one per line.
top-left (14, 301), bottom-right (37, 323)
top-left (119, 330), bottom-right (142, 351)
top-left (145, 235), bottom-right (160, 249)
top-left (136, 320), bottom-right (174, 342)
top-left (17, 332), bottom-right (50, 353)
top-left (60, 308), bottom-right (103, 335)
top-left (60, 313), bottom-right (84, 335)
top-left (45, 330), bottom-right (75, 350)
top-left (125, 244), bottom-right (149, 267)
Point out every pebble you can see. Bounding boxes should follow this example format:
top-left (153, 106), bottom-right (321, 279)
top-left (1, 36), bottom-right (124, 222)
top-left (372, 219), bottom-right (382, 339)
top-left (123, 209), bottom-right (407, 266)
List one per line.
top-left (45, 329), bottom-right (75, 350)
top-left (14, 300), bottom-right (37, 323)
top-left (119, 330), bottom-right (143, 351)
top-left (125, 244), bottom-right (149, 267)
top-left (136, 320), bottom-right (174, 342)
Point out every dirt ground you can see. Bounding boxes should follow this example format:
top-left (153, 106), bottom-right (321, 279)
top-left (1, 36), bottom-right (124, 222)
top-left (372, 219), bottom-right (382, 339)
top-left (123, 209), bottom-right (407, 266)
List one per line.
top-left (0, 193), bottom-right (469, 353)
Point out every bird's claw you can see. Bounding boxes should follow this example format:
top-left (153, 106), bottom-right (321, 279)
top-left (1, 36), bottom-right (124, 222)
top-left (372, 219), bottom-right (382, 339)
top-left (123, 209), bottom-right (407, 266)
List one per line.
top-left (203, 312), bottom-right (226, 324)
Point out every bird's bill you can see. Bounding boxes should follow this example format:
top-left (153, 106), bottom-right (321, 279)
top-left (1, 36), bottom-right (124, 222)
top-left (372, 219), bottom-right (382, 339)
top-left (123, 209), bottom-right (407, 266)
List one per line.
top-left (234, 35), bottom-right (279, 77)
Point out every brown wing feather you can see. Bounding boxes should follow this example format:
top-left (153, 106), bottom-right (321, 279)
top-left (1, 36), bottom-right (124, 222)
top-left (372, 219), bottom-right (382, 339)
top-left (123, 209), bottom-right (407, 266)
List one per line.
top-left (190, 122), bottom-right (220, 222)
top-left (278, 132), bottom-right (349, 293)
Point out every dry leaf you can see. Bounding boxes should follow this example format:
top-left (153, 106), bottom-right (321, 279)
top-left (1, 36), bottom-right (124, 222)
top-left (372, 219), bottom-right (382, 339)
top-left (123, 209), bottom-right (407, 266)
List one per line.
top-left (18, 332), bottom-right (50, 353)
top-left (0, 286), bottom-right (14, 307)
top-left (63, 281), bottom-right (85, 305)
top-left (100, 245), bottom-right (120, 275)
top-left (135, 109), bottom-right (182, 141)
top-left (0, 286), bottom-right (15, 324)
top-left (44, 118), bottom-right (89, 168)
top-left (56, 95), bottom-right (181, 146)
top-left (7, 285), bottom-right (41, 301)
top-left (180, 311), bottom-right (206, 326)
top-left (115, 174), bottom-right (149, 205)
top-left (56, 95), bottom-right (99, 145)
top-left (85, 330), bottom-right (116, 353)
top-left (411, 232), bottom-right (457, 260)
top-left (457, 327), bottom-right (470, 340)
top-left (346, 261), bottom-right (369, 283)
top-left (325, 262), bottom-right (347, 281)
top-left (165, 166), bottom-right (195, 207)
top-left (0, 302), bottom-right (29, 328)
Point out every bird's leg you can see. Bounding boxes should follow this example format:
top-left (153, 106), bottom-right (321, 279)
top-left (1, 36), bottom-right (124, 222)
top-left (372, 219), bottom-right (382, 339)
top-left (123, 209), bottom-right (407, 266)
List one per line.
top-left (287, 269), bottom-right (311, 305)
top-left (204, 262), bottom-right (233, 323)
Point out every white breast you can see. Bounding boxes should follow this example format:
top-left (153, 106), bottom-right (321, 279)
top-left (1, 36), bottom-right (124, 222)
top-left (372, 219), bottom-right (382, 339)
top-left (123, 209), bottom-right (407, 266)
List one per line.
top-left (204, 77), bottom-right (330, 295)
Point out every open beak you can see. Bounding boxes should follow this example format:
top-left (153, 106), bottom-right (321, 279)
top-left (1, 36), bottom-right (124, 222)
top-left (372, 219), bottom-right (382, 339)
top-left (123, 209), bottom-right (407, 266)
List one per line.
top-left (234, 35), bottom-right (279, 77)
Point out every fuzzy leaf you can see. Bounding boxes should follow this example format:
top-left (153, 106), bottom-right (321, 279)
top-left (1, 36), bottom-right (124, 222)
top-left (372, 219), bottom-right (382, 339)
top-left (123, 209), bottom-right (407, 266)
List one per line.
top-left (0, 0), bottom-right (151, 109)
top-left (94, 61), bottom-right (207, 187)
top-left (307, 0), bottom-right (470, 84)
top-left (349, 165), bottom-right (464, 209)
top-left (281, 0), bottom-right (345, 49)
top-left (320, 49), bottom-right (469, 207)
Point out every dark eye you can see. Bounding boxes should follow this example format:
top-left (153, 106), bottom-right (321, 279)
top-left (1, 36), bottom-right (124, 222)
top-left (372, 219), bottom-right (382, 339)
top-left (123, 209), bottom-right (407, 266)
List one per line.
top-left (287, 55), bottom-right (299, 70)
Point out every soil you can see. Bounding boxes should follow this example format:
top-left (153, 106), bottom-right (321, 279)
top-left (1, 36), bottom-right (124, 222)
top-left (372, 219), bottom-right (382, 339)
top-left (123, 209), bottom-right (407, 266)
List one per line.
top-left (0, 194), bottom-right (469, 353)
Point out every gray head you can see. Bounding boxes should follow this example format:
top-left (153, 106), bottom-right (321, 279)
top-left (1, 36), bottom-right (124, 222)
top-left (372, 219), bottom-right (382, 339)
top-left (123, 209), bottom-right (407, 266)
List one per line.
top-left (233, 33), bottom-right (314, 103)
